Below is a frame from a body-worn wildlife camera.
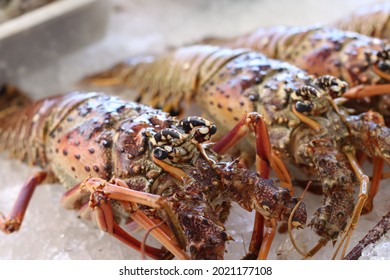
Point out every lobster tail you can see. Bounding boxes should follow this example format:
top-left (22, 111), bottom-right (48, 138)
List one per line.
top-left (0, 86), bottom-right (49, 166)
top-left (82, 46), bottom-right (251, 116)
top-left (332, 2), bottom-right (390, 39)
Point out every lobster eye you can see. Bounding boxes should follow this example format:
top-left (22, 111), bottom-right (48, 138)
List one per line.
top-left (295, 101), bottom-right (313, 113)
top-left (378, 60), bottom-right (390, 72)
top-left (153, 147), bottom-right (169, 160)
top-left (209, 124), bottom-right (217, 135)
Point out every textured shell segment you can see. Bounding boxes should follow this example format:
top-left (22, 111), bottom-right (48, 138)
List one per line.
top-left (41, 92), bottom-right (172, 189)
top-left (195, 49), bottom-right (310, 156)
top-left (332, 2), bottom-right (390, 39)
top-left (224, 25), bottom-right (388, 87)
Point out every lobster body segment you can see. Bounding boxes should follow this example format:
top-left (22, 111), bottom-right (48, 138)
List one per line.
top-left (201, 25), bottom-right (390, 122)
top-left (215, 25), bottom-right (387, 87)
top-left (0, 89), bottom-right (306, 259)
top-left (332, 2), bottom-right (390, 40)
top-left (83, 45), bottom-right (390, 258)
top-left (110, 46), bottom-right (311, 156)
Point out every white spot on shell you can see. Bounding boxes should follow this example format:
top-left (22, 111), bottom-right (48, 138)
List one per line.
top-left (199, 127), bottom-right (209, 135)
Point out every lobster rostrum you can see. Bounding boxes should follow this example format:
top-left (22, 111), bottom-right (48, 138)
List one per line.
top-left (0, 85), bottom-right (307, 260)
top-left (83, 45), bottom-right (390, 259)
top-left (200, 25), bottom-right (390, 124)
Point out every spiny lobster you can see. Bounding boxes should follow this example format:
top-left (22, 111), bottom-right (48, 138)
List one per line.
top-left (0, 85), bottom-right (307, 260)
top-left (332, 2), bottom-right (390, 40)
top-left (83, 45), bottom-right (390, 259)
top-left (199, 24), bottom-right (390, 125)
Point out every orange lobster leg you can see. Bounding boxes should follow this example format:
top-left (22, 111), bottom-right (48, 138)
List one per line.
top-left (349, 153), bottom-right (384, 215)
top-left (363, 157), bottom-right (384, 213)
top-left (212, 112), bottom-right (293, 190)
top-left (343, 84), bottom-right (390, 99)
top-left (243, 213), bottom-right (264, 260)
top-left (257, 218), bottom-right (277, 260)
top-left (0, 171), bottom-right (47, 234)
top-left (332, 149), bottom-right (370, 259)
top-left (61, 182), bottom-right (87, 210)
top-left (212, 112), bottom-right (291, 260)
top-left (61, 184), bottom-right (92, 220)
top-left (81, 177), bottom-right (190, 260)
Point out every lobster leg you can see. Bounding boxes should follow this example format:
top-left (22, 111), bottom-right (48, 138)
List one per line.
top-left (78, 202), bottom-right (93, 220)
top-left (60, 184), bottom-right (92, 220)
top-left (347, 153), bottom-right (384, 215)
top-left (81, 177), bottom-right (190, 260)
top-left (332, 148), bottom-right (370, 260)
top-left (257, 218), bottom-right (277, 260)
top-left (363, 157), bottom-right (384, 213)
top-left (0, 171), bottom-right (47, 234)
top-left (212, 113), bottom-right (268, 260)
top-left (343, 84), bottom-right (390, 99)
top-left (213, 112), bottom-right (270, 176)
top-left (303, 238), bottom-right (329, 259)
top-left (61, 182), bottom-right (87, 210)
top-left (212, 112), bottom-right (293, 190)
top-left (379, 171), bottom-right (390, 179)
top-left (64, 180), bottom-right (165, 259)
top-left (212, 112), bottom-right (291, 260)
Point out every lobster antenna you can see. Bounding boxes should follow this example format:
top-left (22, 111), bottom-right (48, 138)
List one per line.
top-left (141, 219), bottom-right (167, 260)
top-left (288, 181), bottom-right (312, 258)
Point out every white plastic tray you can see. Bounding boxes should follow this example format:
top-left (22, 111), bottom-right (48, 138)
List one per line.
top-left (0, 0), bottom-right (109, 83)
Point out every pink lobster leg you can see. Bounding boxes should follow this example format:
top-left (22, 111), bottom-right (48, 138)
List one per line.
top-left (81, 177), bottom-right (190, 260)
top-left (61, 183), bottom-right (87, 209)
top-left (0, 171), bottom-right (47, 234)
top-left (332, 149), bottom-right (370, 259)
top-left (60, 183), bottom-right (92, 220)
top-left (61, 182), bottom-right (164, 258)
top-left (212, 112), bottom-right (289, 260)
top-left (343, 84), bottom-right (390, 99)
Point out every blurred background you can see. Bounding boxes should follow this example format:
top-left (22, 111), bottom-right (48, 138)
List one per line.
top-left (0, 0), bottom-right (389, 260)
top-left (1, 0), bottom-right (387, 98)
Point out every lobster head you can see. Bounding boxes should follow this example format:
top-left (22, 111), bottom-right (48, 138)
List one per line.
top-left (216, 161), bottom-right (307, 230)
top-left (147, 115), bottom-right (308, 259)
